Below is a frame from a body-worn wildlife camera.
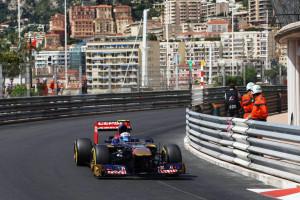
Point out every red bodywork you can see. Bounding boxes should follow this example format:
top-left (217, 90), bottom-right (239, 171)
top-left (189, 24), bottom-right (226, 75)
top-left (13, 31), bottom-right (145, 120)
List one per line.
top-left (93, 120), bottom-right (132, 144)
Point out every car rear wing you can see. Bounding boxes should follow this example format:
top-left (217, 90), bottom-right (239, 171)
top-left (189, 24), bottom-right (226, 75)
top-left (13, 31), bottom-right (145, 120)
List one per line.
top-left (93, 120), bottom-right (132, 144)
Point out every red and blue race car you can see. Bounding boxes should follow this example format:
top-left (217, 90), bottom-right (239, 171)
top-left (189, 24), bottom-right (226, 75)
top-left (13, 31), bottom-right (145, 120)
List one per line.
top-left (73, 120), bottom-right (186, 177)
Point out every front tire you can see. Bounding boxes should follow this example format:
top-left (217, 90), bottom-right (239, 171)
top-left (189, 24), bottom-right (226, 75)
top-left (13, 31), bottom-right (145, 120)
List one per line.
top-left (74, 138), bottom-right (92, 166)
top-left (92, 145), bottom-right (110, 165)
top-left (161, 144), bottom-right (182, 163)
top-left (91, 145), bottom-right (110, 177)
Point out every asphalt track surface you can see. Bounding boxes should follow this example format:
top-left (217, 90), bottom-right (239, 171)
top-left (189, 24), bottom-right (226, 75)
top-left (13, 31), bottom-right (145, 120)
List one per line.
top-left (0, 108), bottom-right (273, 200)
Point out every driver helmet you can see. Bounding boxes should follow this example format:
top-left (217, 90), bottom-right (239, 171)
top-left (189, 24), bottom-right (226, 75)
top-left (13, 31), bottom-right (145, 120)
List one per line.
top-left (118, 123), bottom-right (128, 134)
top-left (120, 132), bottom-right (131, 142)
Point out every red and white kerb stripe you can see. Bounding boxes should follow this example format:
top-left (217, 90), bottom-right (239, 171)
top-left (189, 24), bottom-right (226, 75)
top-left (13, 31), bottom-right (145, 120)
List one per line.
top-left (248, 187), bottom-right (300, 200)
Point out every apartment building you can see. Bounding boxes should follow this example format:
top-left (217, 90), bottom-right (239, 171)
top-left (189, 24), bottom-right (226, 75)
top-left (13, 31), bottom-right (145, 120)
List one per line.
top-left (216, 1), bottom-right (229, 16)
top-left (125, 19), bottom-right (163, 40)
top-left (33, 50), bottom-right (70, 78)
top-left (69, 6), bottom-right (96, 39)
top-left (249, 0), bottom-right (272, 25)
top-left (94, 5), bottom-right (115, 36)
top-left (45, 33), bottom-right (61, 49)
top-left (221, 31), bottom-right (275, 60)
top-left (160, 40), bottom-right (221, 87)
top-left (201, 0), bottom-right (216, 22)
top-left (207, 19), bottom-right (228, 33)
top-left (220, 31), bottom-right (276, 75)
top-left (85, 37), bottom-right (160, 90)
top-left (114, 5), bottom-right (133, 34)
top-left (164, 0), bottom-right (202, 26)
top-left (234, 11), bottom-right (250, 30)
top-left (50, 13), bottom-right (65, 33)
top-left (180, 22), bottom-right (207, 33)
top-left (69, 4), bottom-right (132, 39)
top-left (185, 41), bottom-right (222, 78)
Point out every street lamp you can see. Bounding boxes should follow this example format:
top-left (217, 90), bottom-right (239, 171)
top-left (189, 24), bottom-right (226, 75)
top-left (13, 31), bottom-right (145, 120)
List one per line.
top-left (219, 59), bottom-right (226, 86)
top-left (64, 0), bottom-right (68, 89)
top-left (231, 8), bottom-right (235, 76)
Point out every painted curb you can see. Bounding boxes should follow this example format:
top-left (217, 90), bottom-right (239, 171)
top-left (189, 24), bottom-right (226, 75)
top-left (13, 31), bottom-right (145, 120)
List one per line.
top-left (184, 137), bottom-right (299, 188)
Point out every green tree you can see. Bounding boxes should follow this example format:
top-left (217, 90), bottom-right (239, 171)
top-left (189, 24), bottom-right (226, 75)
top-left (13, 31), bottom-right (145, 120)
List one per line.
top-left (226, 76), bottom-right (243, 86)
top-left (265, 63), bottom-right (286, 85)
top-left (148, 33), bottom-right (157, 41)
top-left (0, 51), bottom-right (21, 81)
top-left (245, 66), bottom-right (257, 83)
top-left (0, 2), bottom-right (10, 23)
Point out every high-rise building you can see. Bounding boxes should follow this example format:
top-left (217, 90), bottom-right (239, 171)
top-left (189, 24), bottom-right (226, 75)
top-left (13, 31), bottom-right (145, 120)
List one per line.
top-left (249, 0), bottom-right (272, 25)
top-left (201, 0), bottom-right (216, 22)
top-left (220, 31), bottom-right (276, 75)
top-left (85, 36), bottom-right (160, 90)
top-left (164, 0), bottom-right (202, 26)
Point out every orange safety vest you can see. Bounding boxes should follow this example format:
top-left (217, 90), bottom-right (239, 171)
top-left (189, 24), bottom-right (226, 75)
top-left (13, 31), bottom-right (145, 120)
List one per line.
top-left (241, 92), bottom-right (254, 119)
top-left (250, 94), bottom-right (268, 121)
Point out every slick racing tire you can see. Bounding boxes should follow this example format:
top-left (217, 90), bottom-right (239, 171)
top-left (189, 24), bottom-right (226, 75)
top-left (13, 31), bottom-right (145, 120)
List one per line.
top-left (74, 138), bottom-right (92, 166)
top-left (161, 144), bottom-right (182, 163)
top-left (93, 145), bottom-right (110, 165)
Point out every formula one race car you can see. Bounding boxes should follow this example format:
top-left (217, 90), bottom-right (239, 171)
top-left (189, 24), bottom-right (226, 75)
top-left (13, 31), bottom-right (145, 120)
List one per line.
top-left (73, 120), bottom-right (186, 177)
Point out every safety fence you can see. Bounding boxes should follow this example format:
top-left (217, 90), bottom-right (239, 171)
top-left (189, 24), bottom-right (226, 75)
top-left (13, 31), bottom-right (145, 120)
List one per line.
top-left (0, 90), bottom-right (191, 125)
top-left (186, 108), bottom-right (300, 183)
top-left (192, 86), bottom-right (287, 116)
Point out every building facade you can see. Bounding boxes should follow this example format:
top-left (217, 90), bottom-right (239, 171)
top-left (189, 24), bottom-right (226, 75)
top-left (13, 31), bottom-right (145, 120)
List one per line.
top-left (33, 50), bottom-right (70, 78)
top-left (220, 31), bottom-right (276, 75)
top-left (207, 19), bottom-right (228, 33)
top-left (94, 5), bottom-right (115, 36)
top-left (249, 0), bottom-right (272, 25)
top-left (45, 33), bottom-right (61, 49)
top-left (69, 6), bottom-right (96, 39)
top-left (114, 5), bottom-right (133, 34)
top-left (85, 37), bottom-right (159, 90)
top-left (201, 0), bottom-right (216, 21)
top-left (160, 40), bottom-right (221, 88)
top-left (50, 13), bottom-right (65, 33)
top-left (164, 0), bottom-right (203, 26)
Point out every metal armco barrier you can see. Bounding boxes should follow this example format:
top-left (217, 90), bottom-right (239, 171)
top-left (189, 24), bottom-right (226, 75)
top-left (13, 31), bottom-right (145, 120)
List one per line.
top-left (192, 86), bottom-right (287, 115)
top-left (186, 108), bottom-right (300, 183)
top-left (0, 91), bottom-right (191, 125)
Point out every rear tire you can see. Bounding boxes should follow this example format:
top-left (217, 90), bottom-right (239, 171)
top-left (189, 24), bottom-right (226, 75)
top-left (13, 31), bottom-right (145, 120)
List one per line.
top-left (74, 138), bottom-right (92, 166)
top-left (161, 144), bottom-right (182, 163)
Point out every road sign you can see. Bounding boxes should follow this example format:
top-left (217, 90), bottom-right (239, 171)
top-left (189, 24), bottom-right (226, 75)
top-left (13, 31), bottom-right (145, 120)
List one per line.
top-left (200, 60), bottom-right (206, 67)
top-left (188, 60), bottom-right (193, 70)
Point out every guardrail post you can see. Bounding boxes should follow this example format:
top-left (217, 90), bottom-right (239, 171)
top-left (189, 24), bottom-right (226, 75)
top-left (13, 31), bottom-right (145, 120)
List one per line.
top-left (278, 92), bottom-right (282, 113)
